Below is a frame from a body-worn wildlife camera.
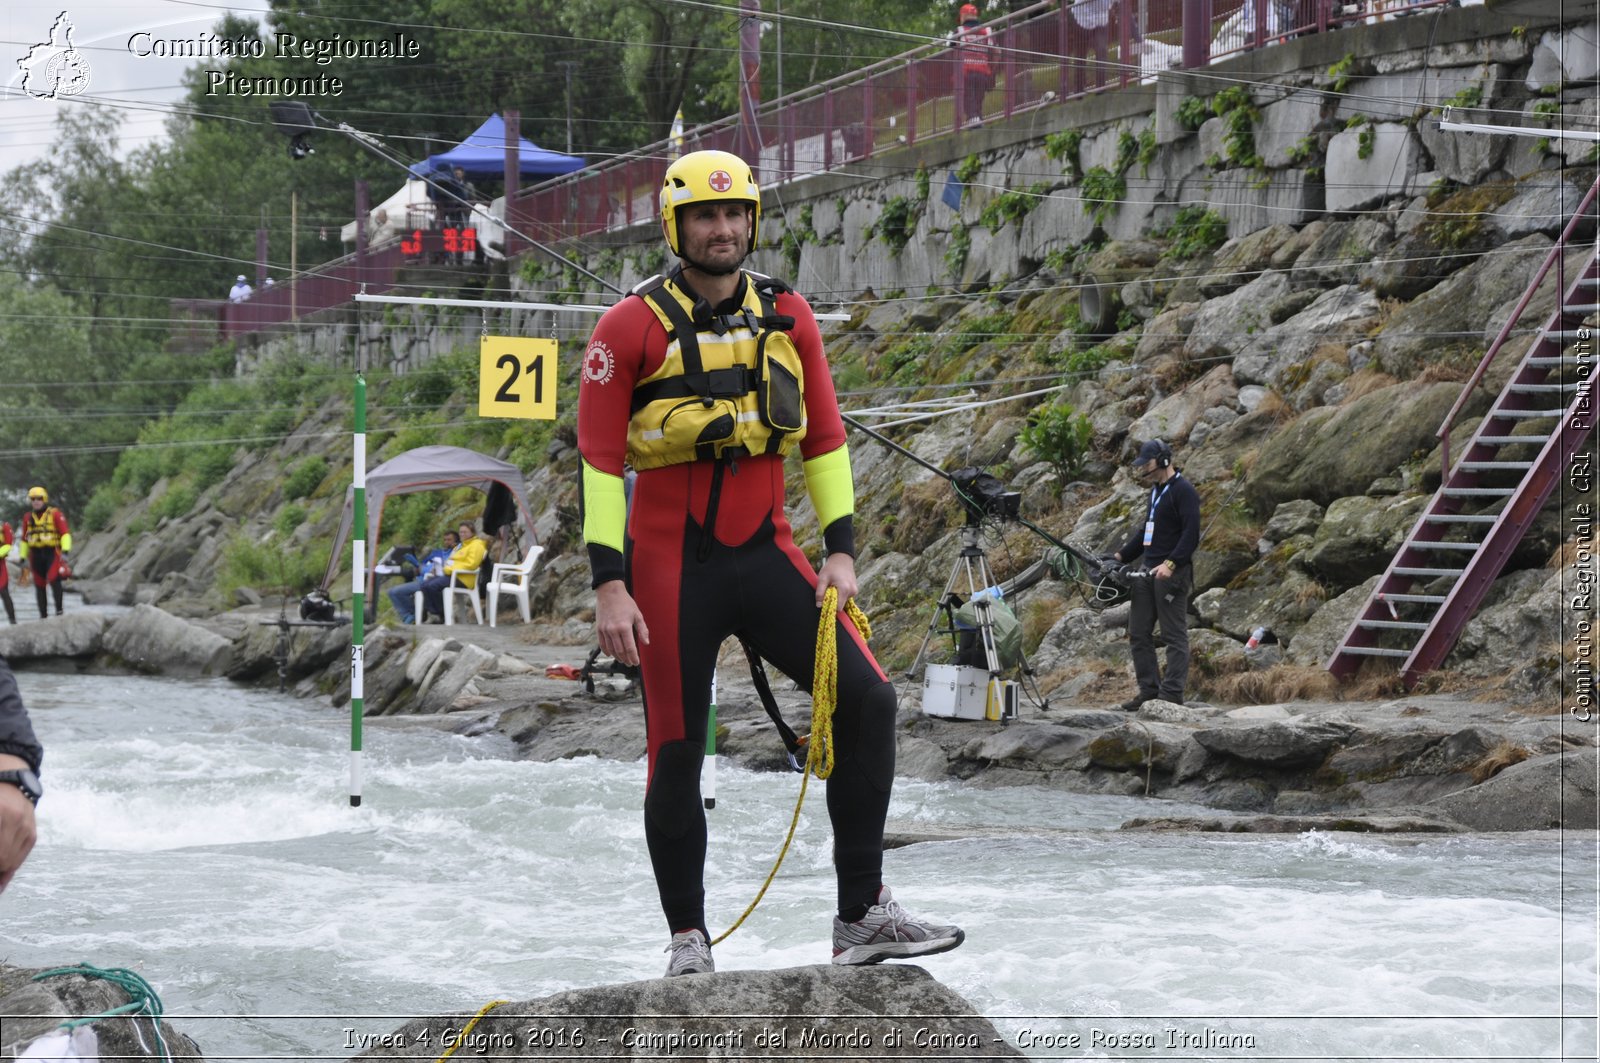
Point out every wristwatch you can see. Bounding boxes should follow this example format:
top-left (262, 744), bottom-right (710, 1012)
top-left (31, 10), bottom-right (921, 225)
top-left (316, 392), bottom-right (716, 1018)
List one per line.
top-left (0, 768), bottom-right (42, 806)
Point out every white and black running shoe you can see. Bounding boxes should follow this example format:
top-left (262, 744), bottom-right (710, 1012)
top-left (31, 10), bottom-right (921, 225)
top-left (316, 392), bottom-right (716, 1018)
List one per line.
top-left (831, 886), bottom-right (965, 966)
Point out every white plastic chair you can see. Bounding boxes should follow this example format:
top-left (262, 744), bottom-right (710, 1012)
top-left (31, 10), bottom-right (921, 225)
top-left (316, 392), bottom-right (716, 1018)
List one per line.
top-left (487, 546), bottom-right (544, 627)
top-left (416, 571), bottom-right (481, 626)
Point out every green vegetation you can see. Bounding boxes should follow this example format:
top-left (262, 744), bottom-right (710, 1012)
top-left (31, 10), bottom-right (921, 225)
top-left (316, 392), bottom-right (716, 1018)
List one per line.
top-left (1136, 127), bottom-right (1159, 177)
top-left (217, 532), bottom-right (330, 598)
top-left (873, 195), bottom-right (921, 254)
top-left (1176, 96), bottom-right (1211, 131)
top-left (1328, 53), bottom-right (1357, 94)
top-left (274, 505), bottom-right (308, 536)
top-left (1212, 87), bottom-right (1263, 169)
top-left (1019, 401), bottom-right (1094, 482)
top-left (956, 153), bottom-right (983, 184)
top-left (1044, 130), bottom-right (1084, 181)
top-left (914, 165), bottom-right (931, 202)
top-left (1162, 205), bottom-right (1228, 260)
top-left (978, 183), bottom-right (1048, 231)
top-left (948, 311), bottom-right (1016, 358)
top-left (1357, 125), bottom-right (1375, 161)
top-left (1080, 167), bottom-right (1126, 225)
top-left (283, 457), bottom-right (330, 501)
top-left (945, 222), bottom-right (972, 277)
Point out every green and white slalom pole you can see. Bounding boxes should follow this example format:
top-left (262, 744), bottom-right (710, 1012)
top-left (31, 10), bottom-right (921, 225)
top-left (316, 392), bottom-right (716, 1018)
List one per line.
top-left (350, 374), bottom-right (367, 807)
top-left (704, 670), bottom-right (717, 810)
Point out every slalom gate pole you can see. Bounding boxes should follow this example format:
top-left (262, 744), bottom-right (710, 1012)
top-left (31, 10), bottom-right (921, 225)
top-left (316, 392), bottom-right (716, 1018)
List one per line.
top-left (704, 670), bottom-right (717, 810)
top-left (350, 374), bottom-right (367, 807)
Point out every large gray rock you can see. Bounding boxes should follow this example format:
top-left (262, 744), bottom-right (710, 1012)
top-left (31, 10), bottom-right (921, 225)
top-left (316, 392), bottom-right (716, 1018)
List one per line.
top-left (1417, 119), bottom-right (1509, 187)
top-left (1495, 170), bottom-right (1600, 240)
top-left (1325, 123), bottom-right (1422, 213)
top-left (102, 603), bottom-right (233, 676)
top-left (1232, 285), bottom-right (1382, 391)
top-left (1372, 233), bottom-right (1553, 378)
top-left (1527, 25), bottom-right (1600, 90)
top-left (1193, 719), bottom-right (1355, 767)
top-left (1, 964), bottom-right (203, 1059)
top-left (1184, 271), bottom-right (1291, 361)
top-left (1126, 364), bottom-right (1238, 446)
top-left (1286, 576), bottom-right (1380, 667)
top-left (349, 965), bottom-right (1022, 1060)
top-left (1289, 217), bottom-right (1394, 288)
top-left (0, 613), bottom-right (106, 660)
top-left (1304, 493), bottom-right (1429, 589)
top-left (1244, 382), bottom-right (1464, 514)
top-left (1431, 748), bottom-right (1599, 831)
top-left (1449, 568), bottom-right (1563, 682)
top-left (419, 642), bottom-right (499, 712)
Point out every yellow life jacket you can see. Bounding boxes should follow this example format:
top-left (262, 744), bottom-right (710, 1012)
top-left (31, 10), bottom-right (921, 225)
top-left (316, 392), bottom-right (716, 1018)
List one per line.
top-left (626, 269), bottom-right (807, 470)
top-left (22, 508), bottom-right (62, 549)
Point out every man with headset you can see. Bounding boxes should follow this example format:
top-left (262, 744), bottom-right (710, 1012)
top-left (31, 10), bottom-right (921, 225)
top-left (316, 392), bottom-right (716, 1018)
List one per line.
top-left (1111, 439), bottom-right (1201, 710)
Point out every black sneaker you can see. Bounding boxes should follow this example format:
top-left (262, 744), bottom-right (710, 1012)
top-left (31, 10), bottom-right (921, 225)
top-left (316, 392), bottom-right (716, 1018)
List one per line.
top-left (1118, 696), bottom-right (1149, 712)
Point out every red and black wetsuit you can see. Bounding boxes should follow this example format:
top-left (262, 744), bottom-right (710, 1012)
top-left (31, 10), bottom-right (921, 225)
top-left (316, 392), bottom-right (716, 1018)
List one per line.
top-left (577, 270), bottom-right (897, 940)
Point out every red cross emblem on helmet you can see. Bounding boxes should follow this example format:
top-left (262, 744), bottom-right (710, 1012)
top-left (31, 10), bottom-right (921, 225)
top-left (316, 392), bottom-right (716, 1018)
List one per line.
top-left (708, 169), bottom-right (733, 193)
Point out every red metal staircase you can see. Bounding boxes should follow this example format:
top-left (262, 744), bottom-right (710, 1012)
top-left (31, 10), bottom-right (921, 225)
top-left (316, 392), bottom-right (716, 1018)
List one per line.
top-left (1328, 175), bottom-right (1599, 687)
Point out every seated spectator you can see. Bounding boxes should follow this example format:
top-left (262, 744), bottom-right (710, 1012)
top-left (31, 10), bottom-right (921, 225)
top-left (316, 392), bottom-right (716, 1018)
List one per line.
top-left (385, 529), bottom-right (458, 624)
top-left (228, 274), bottom-right (253, 303)
top-left (419, 521), bottom-right (487, 621)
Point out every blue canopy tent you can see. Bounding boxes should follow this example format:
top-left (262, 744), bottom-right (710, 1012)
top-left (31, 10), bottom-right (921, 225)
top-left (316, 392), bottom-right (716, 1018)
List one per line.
top-left (409, 113), bottom-right (585, 180)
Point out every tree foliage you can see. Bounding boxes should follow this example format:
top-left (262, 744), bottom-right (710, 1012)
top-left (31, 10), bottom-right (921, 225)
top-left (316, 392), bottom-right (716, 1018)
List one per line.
top-left (0, 0), bottom-right (951, 506)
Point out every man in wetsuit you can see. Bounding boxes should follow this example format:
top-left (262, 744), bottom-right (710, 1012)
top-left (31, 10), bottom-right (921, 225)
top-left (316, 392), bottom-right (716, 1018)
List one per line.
top-left (18, 487), bottom-right (70, 619)
top-left (577, 149), bottom-right (964, 977)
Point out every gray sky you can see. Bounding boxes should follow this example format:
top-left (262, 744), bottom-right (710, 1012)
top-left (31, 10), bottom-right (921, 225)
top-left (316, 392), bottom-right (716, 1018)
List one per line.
top-left (2, 1), bottom-right (272, 176)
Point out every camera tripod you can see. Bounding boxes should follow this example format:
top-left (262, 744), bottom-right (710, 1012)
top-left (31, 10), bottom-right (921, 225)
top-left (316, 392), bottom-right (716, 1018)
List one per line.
top-left (909, 521), bottom-right (1043, 718)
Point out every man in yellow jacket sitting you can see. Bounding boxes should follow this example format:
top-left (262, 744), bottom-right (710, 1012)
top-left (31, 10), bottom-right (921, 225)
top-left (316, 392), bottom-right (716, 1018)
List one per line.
top-left (418, 520), bottom-right (487, 623)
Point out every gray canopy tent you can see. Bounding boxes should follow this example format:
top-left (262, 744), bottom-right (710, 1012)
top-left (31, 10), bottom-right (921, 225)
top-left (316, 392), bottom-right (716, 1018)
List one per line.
top-left (320, 444), bottom-right (538, 600)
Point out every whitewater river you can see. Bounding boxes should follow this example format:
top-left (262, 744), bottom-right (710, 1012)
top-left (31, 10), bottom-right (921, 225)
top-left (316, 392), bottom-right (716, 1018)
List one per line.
top-left (1, 670), bottom-right (1595, 1061)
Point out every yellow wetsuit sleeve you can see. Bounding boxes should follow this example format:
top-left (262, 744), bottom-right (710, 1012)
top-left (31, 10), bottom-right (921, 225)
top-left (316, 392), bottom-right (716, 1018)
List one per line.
top-left (581, 457), bottom-right (628, 586)
top-left (61, 533), bottom-right (72, 552)
top-left (803, 443), bottom-right (856, 557)
top-left (15, 543), bottom-right (26, 561)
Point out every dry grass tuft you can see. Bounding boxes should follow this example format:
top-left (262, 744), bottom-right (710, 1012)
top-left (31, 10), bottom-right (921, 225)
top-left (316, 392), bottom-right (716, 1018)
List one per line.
top-left (1203, 664), bottom-right (1339, 704)
top-left (1254, 388), bottom-right (1296, 424)
top-left (1418, 361), bottom-right (1472, 384)
top-left (1469, 740), bottom-right (1532, 784)
top-left (1336, 368), bottom-right (1400, 404)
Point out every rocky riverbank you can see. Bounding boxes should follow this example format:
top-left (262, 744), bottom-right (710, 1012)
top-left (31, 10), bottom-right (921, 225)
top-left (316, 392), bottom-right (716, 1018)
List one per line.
top-left (7, 603), bottom-right (1591, 834)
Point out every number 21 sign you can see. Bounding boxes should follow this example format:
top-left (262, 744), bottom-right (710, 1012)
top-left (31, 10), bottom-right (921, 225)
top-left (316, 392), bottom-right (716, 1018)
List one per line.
top-left (478, 336), bottom-right (557, 420)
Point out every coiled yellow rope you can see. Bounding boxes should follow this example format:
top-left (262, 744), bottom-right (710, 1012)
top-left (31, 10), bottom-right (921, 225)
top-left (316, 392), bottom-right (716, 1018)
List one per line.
top-left (431, 999), bottom-right (511, 1063)
top-left (711, 586), bottom-right (870, 945)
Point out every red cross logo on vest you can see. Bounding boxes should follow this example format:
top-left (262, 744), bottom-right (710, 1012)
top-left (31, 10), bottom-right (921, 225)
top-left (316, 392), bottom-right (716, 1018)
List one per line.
top-left (708, 169), bottom-right (733, 193)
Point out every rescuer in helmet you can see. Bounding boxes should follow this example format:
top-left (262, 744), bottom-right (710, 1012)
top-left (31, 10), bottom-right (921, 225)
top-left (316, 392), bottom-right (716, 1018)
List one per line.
top-left (17, 487), bottom-right (71, 619)
top-left (576, 149), bottom-right (964, 977)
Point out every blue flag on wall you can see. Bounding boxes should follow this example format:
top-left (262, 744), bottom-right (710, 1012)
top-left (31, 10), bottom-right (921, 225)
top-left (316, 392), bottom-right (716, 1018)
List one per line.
top-left (942, 171), bottom-right (964, 211)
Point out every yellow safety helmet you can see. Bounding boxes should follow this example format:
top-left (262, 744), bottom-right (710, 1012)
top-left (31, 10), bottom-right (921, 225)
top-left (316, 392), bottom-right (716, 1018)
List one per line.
top-left (27, 487), bottom-right (47, 503)
top-left (659, 149), bottom-right (760, 256)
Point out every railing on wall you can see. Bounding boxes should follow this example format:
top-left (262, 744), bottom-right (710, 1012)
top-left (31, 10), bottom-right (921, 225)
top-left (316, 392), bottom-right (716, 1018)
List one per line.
top-left (216, 0), bottom-right (1457, 338)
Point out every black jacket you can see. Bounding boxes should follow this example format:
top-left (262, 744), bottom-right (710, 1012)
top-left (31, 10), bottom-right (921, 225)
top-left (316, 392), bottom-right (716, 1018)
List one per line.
top-left (0, 658), bottom-right (42, 773)
top-left (1119, 471), bottom-right (1201, 567)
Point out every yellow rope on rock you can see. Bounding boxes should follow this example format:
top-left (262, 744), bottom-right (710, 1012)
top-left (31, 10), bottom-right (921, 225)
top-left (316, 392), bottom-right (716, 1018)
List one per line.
top-left (711, 587), bottom-right (871, 946)
top-left (432, 999), bottom-right (511, 1063)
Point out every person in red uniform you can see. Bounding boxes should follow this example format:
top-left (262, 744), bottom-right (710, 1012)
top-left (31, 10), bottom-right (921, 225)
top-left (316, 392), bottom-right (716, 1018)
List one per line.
top-left (954, 3), bottom-right (995, 128)
top-left (17, 487), bottom-right (70, 619)
top-left (0, 523), bottom-right (16, 624)
top-left (577, 149), bottom-right (964, 977)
